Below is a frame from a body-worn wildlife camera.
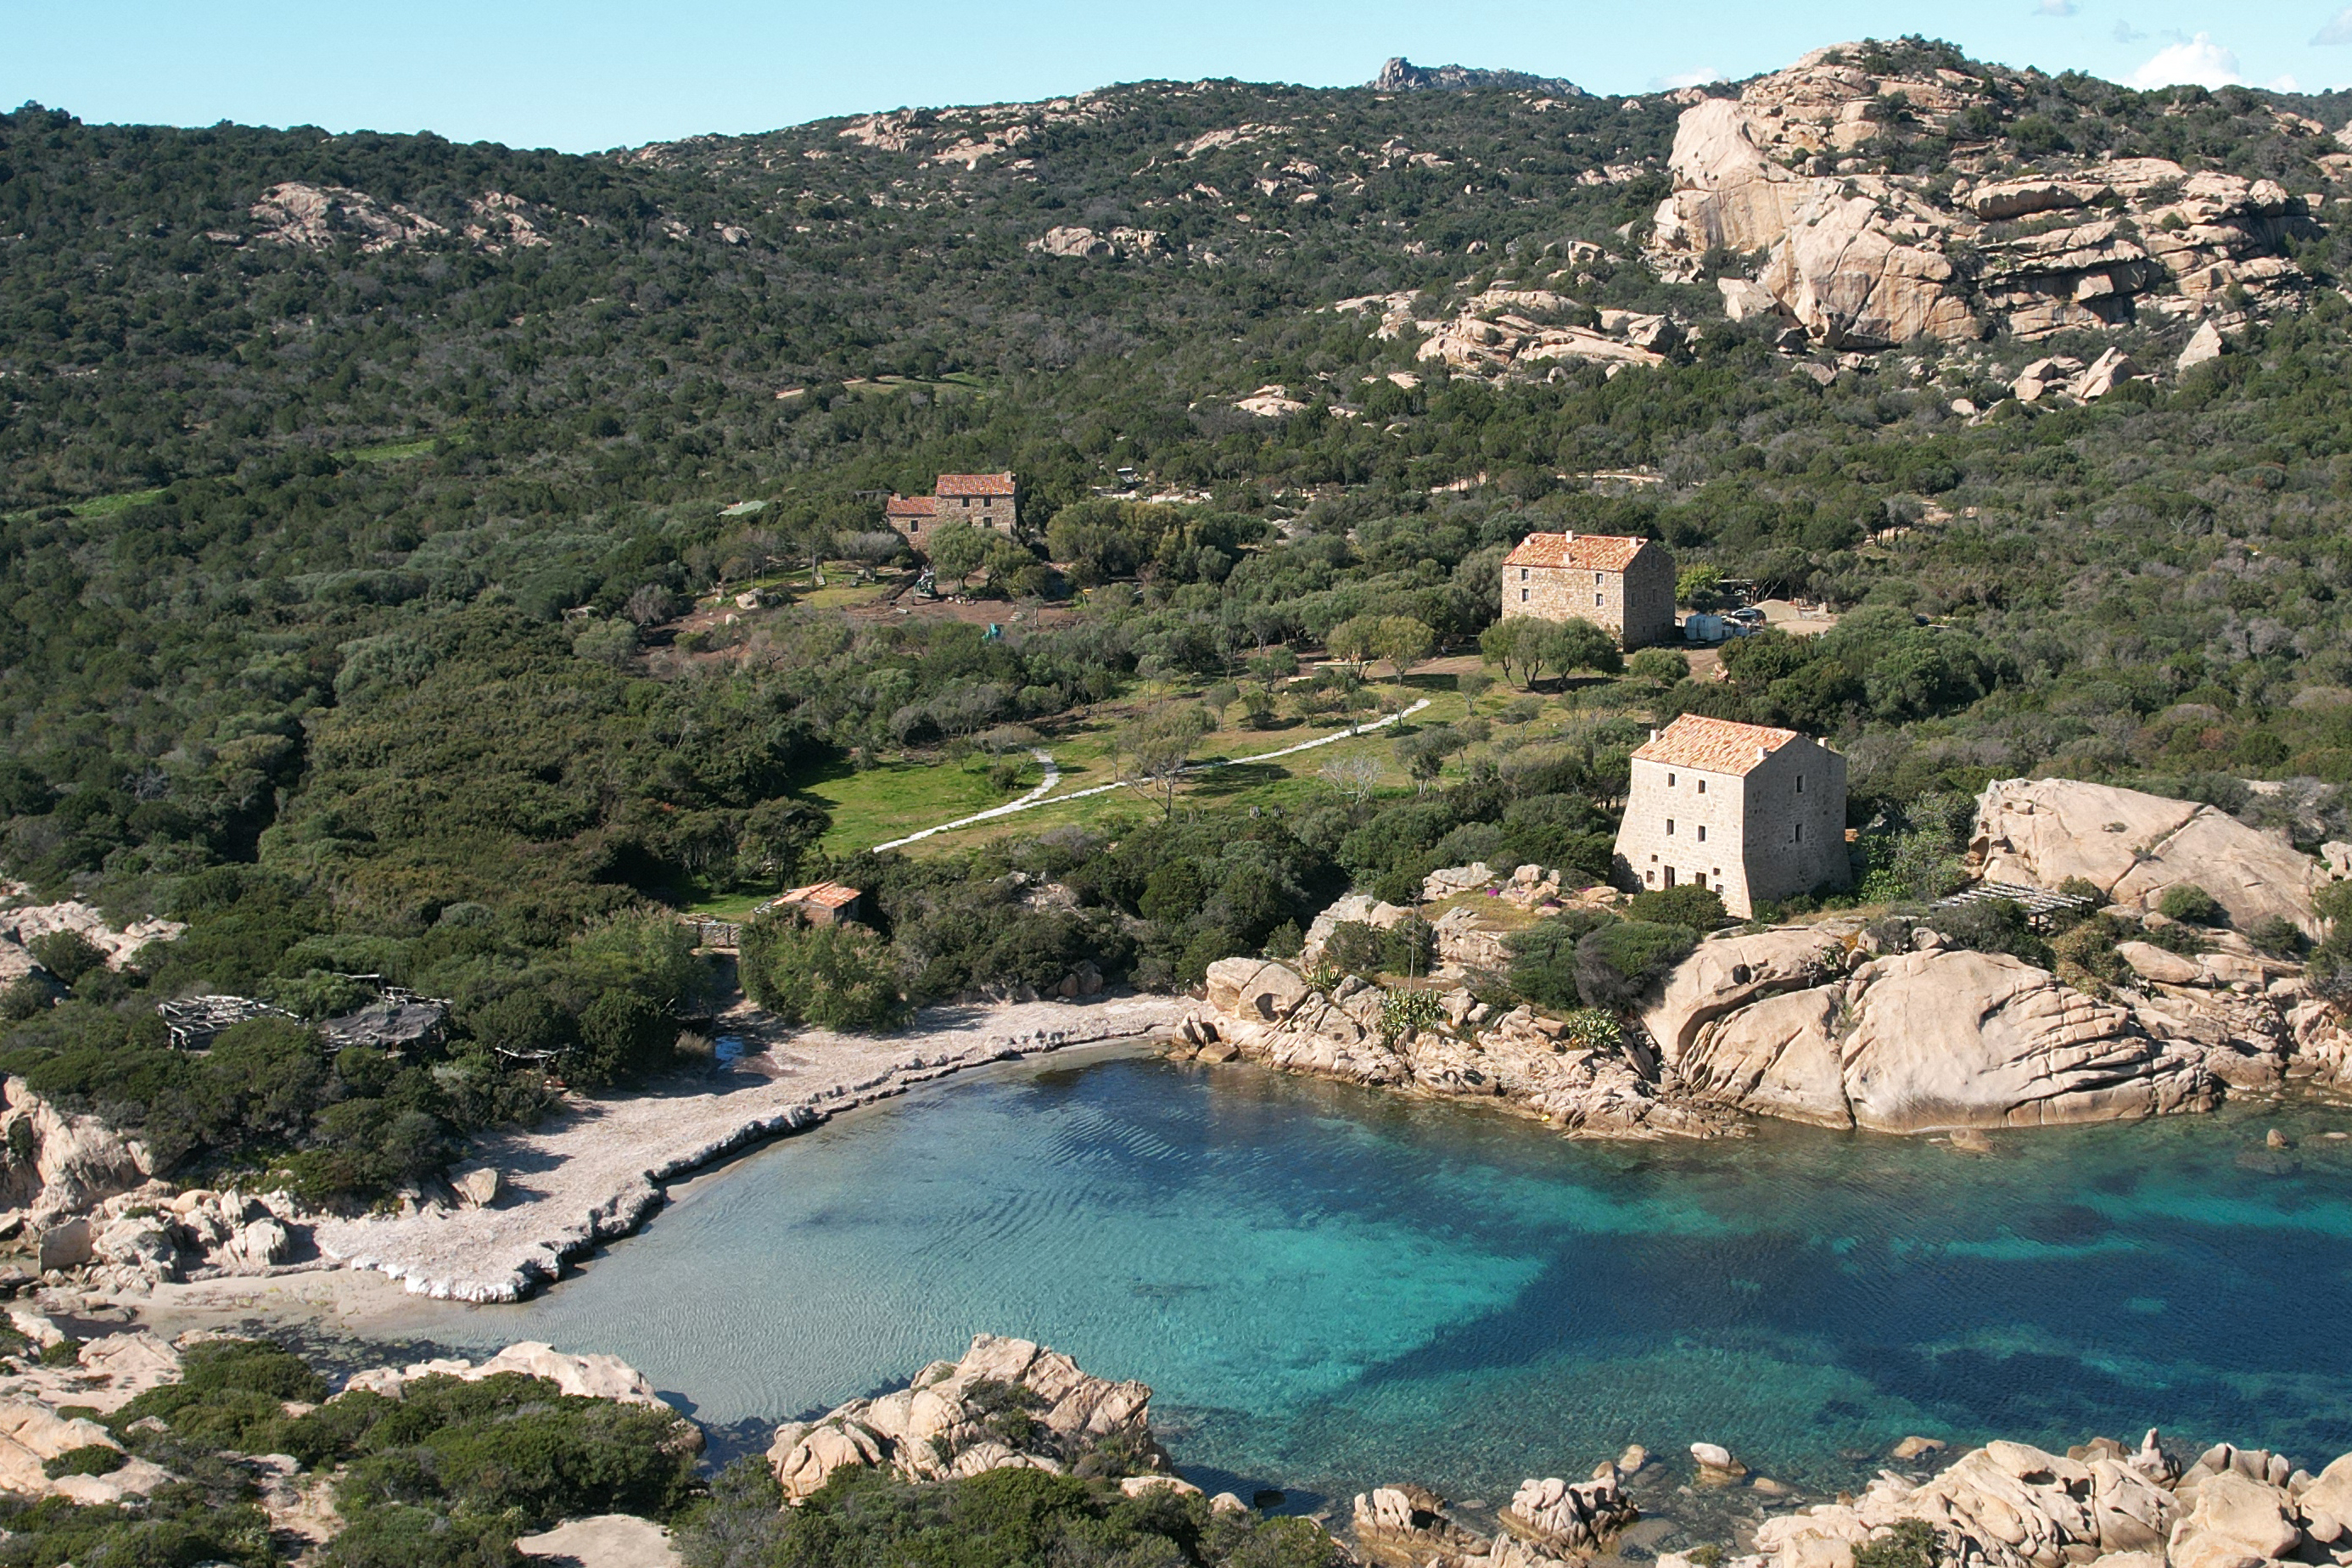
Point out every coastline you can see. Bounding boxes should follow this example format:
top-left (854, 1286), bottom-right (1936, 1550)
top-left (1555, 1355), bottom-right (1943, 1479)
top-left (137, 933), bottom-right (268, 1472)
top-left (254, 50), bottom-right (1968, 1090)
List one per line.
top-left (304, 993), bottom-right (1197, 1304)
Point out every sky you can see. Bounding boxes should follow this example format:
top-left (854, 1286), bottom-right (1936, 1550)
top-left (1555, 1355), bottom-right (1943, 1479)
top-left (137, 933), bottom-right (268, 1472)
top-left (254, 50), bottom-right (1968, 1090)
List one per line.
top-left (7, 1), bottom-right (2352, 154)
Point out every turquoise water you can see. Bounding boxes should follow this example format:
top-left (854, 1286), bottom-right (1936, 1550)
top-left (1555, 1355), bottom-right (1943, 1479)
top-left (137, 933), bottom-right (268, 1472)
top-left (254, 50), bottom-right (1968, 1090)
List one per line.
top-left (417, 1053), bottom-right (2352, 1506)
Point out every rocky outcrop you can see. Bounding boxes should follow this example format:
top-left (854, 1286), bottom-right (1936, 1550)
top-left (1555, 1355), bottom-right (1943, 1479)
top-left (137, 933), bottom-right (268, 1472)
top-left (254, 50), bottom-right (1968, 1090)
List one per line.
top-left (1648, 50), bottom-right (2313, 346)
top-left (1651, 929), bottom-right (2220, 1132)
top-left (766, 1334), bottom-right (1160, 1502)
top-left (1354, 1475), bottom-right (1629, 1568)
top-left (1369, 59), bottom-right (1587, 98)
top-left (1031, 226), bottom-right (1164, 260)
top-left (1744, 1432), bottom-right (2352, 1568)
top-left (339, 1341), bottom-right (669, 1408)
top-left (249, 182), bottom-right (451, 253)
top-left (1754, 1434), bottom-right (2179, 1568)
top-left (1970, 778), bottom-right (2327, 937)
top-left (0, 1078), bottom-right (154, 1224)
top-left (0, 900), bottom-right (184, 977)
top-left (1196, 959), bottom-right (1728, 1139)
top-left (1299, 894), bottom-right (1413, 965)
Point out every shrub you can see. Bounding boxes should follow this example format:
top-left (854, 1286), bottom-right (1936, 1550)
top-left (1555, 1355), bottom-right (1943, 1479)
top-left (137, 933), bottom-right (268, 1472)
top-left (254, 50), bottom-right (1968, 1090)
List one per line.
top-left (1324, 919), bottom-right (1436, 979)
top-left (26, 932), bottom-right (107, 987)
top-left (1627, 647), bottom-right (1691, 683)
top-left (42, 1444), bottom-right (124, 1479)
top-left (1380, 987), bottom-right (1447, 1042)
top-left (1557, 1010), bottom-right (1622, 1050)
top-left (738, 915), bottom-right (910, 1031)
top-left (2157, 883), bottom-right (2226, 925)
top-left (39, 1339), bottom-right (81, 1368)
top-left (1626, 884), bottom-right (1727, 930)
top-left (1504, 910), bottom-right (1618, 1011)
top-left (1930, 899), bottom-right (2053, 968)
top-left (1573, 921), bottom-right (1696, 1011)
top-left (1853, 1520), bottom-right (1939, 1568)
top-left (2248, 915), bottom-right (2305, 958)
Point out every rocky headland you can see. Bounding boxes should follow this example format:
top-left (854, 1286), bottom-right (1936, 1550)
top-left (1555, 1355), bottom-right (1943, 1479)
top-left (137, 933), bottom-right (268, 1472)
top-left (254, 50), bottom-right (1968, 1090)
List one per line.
top-left (1185, 777), bottom-right (2352, 1139)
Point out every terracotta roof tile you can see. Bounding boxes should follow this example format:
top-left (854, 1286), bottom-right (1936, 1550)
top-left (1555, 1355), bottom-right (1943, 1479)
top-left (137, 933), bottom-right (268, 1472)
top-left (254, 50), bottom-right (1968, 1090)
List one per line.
top-left (1503, 532), bottom-right (1651, 572)
top-left (886, 495), bottom-right (937, 517)
top-left (779, 881), bottom-right (862, 910)
top-left (1632, 714), bottom-right (1806, 776)
top-left (935, 472), bottom-right (1016, 497)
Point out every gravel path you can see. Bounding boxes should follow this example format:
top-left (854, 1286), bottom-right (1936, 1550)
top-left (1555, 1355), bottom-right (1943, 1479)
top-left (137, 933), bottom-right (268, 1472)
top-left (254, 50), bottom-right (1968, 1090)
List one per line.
top-left (314, 994), bottom-right (1196, 1302)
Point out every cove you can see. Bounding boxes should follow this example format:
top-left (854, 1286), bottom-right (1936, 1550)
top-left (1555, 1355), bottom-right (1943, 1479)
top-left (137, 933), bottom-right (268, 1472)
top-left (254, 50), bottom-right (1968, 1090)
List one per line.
top-left (405, 1052), bottom-right (2352, 1507)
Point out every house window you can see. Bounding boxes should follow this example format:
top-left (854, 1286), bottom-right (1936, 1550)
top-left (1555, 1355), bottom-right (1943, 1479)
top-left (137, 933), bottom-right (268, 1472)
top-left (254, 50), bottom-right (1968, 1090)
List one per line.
top-left (1666, 819), bottom-right (1676, 836)
top-left (1697, 780), bottom-right (1706, 794)
top-left (1645, 870), bottom-right (1656, 885)
top-left (1520, 568), bottom-right (1529, 581)
top-left (1697, 825), bottom-right (1706, 843)
top-left (1796, 775), bottom-right (1805, 793)
top-left (1694, 872), bottom-right (1707, 889)
top-left (1663, 866), bottom-right (1677, 888)
top-left (1793, 822), bottom-right (1804, 843)
top-left (1594, 572), bottom-right (1604, 585)
top-left (1594, 593), bottom-right (1604, 607)
top-left (1520, 588), bottom-right (1530, 602)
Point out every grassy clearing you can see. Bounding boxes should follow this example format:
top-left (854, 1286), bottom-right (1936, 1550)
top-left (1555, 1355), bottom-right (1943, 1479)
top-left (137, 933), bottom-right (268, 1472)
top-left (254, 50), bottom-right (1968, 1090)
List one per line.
top-left (342, 435), bottom-right (454, 463)
top-left (796, 751), bottom-right (1040, 855)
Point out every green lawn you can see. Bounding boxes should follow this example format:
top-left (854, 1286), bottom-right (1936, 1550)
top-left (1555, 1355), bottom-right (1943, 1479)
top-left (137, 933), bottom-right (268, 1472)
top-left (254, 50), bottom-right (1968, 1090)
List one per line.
top-left (796, 752), bottom-right (1039, 855)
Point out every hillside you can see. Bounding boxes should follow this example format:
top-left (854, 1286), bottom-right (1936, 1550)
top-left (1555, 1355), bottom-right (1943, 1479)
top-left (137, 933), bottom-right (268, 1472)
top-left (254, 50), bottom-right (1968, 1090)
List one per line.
top-left (9, 36), bottom-right (2352, 1194)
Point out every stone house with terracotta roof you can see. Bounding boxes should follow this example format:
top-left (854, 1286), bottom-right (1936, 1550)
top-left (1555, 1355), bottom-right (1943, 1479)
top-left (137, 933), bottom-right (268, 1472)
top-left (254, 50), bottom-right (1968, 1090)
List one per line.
top-left (886, 473), bottom-right (1018, 552)
top-left (1501, 531), bottom-right (1676, 651)
top-left (1612, 714), bottom-right (1849, 917)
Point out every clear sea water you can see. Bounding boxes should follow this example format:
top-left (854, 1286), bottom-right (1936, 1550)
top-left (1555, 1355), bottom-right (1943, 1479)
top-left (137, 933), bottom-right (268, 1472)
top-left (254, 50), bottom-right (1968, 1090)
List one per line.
top-left (406, 1050), bottom-right (2352, 1511)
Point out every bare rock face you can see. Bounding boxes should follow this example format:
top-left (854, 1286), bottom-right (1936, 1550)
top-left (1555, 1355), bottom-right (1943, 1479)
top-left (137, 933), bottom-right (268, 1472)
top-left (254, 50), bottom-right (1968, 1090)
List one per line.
top-left (1501, 1464), bottom-right (1639, 1556)
top-left (1971, 777), bottom-right (2326, 936)
top-left (0, 1078), bottom-right (154, 1223)
top-left (1840, 951), bottom-right (2203, 1131)
top-left (1354, 1479), bottom-right (1603, 1568)
top-left (765, 1334), bottom-right (1160, 1503)
top-left (1646, 51), bottom-right (2313, 347)
top-left (1756, 1437), bottom-right (2179, 1568)
top-left (339, 1341), bottom-right (669, 1408)
top-left (1200, 959), bottom-right (1731, 1139)
top-left (1031, 226), bottom-right (1163, 260)
top-left (1299, 895), bottom-right (1414, 965)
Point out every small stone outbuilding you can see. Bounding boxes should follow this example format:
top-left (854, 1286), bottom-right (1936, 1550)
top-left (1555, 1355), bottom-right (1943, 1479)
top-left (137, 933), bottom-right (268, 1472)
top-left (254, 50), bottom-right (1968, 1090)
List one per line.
top-left (1613, 714), bottom-right (1849, 917)
top-left (1500, 532), bottom-right (1677, 651)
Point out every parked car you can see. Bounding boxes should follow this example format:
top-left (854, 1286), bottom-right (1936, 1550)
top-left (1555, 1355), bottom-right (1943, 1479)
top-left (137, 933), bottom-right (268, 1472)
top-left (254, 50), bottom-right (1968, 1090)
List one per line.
top-left (1725, 606), bottom-right (1767, 626)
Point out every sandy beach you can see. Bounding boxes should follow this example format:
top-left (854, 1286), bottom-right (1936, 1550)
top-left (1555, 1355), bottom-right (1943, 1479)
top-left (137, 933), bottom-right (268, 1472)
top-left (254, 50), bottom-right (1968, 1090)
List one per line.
top-left (290, 993), bottom-right (1196, 1304)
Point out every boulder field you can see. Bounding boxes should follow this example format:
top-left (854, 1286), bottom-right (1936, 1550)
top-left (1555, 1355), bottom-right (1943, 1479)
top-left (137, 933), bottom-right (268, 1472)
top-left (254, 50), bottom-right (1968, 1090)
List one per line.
top-left (1194, 778), bottom-right (2352, 1138)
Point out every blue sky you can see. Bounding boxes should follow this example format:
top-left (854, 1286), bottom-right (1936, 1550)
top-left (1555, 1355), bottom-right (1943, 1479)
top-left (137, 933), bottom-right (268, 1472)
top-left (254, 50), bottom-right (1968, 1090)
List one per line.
top-left (7, 1), bottom-right (2352, 153)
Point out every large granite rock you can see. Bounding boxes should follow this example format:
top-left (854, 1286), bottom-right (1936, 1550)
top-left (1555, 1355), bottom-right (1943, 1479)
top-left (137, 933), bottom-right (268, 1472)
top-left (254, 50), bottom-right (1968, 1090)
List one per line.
top-left (1646, 51), bottom-right (2312, 346)
top-left (339, 1341), bottom-right (669, 1408)
top-left (1840, 950), bottom-right (2202, 1131)
top-left (1199, 960), bottom-right (1731, 1139)
top-left (1971, 778), bottom-right (2326, 936)
top-left (1354, 1476), bottom-right (1620, 1568)
top-left (0, 1078), bottom-right (154, 1223)
top-left (765, 1334), bottom-right (1161, 1503)
top-left (1755, 1436), bottom-right (2178, 1568)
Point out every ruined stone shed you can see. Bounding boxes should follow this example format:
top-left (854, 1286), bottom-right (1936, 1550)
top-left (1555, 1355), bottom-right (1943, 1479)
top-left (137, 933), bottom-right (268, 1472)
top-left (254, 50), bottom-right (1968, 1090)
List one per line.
top-left (1613, 714), bottom-right (1851, 918)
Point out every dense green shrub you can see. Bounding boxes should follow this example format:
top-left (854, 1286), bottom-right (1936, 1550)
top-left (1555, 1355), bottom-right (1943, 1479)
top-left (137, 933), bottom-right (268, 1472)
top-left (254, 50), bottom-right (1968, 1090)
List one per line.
top-left (738, 916), bottom-right (910, 1030)
top-left (1504, 910), bottom-right (1620, 1011)
top-left (25, 932), bottom-right (106, 987)
top-left (1626, 885), bottom-right (1727, 929)
top-left (2158, 884), bottom-right (2226, 926)
top-left (1573, 921), bottom-right (1697, 1010)
top-left (41, 1444), bottom-right (125, 1479)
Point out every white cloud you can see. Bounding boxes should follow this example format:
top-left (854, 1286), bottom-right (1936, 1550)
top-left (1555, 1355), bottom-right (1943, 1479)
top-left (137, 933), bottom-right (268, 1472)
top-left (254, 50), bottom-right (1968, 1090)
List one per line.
top-left (1650, 67), bottom-right (1725, 90)
top-left (2033, 0), bottom-right (2076, 14)
top-left (2316, 8), bottom-right (2352, 45)
top-left (2270, 72), bottom-right (2302, 91)
top-left (2113, 20), bottom-right (2147, 42)
top-left (2130, 32), bottom-right (2244, 88)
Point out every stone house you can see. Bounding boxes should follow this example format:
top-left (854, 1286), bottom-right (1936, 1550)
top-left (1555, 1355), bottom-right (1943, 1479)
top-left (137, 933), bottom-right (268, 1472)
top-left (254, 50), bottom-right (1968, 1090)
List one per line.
top-left (886, 473), bottom-right (1017, 552)
top-left (768, 882), bottom-right (864, 926)
top-left (1612, 714), bottom-right (1849, 917)
top-left (1500, 532), bottom-right (1677, 651)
